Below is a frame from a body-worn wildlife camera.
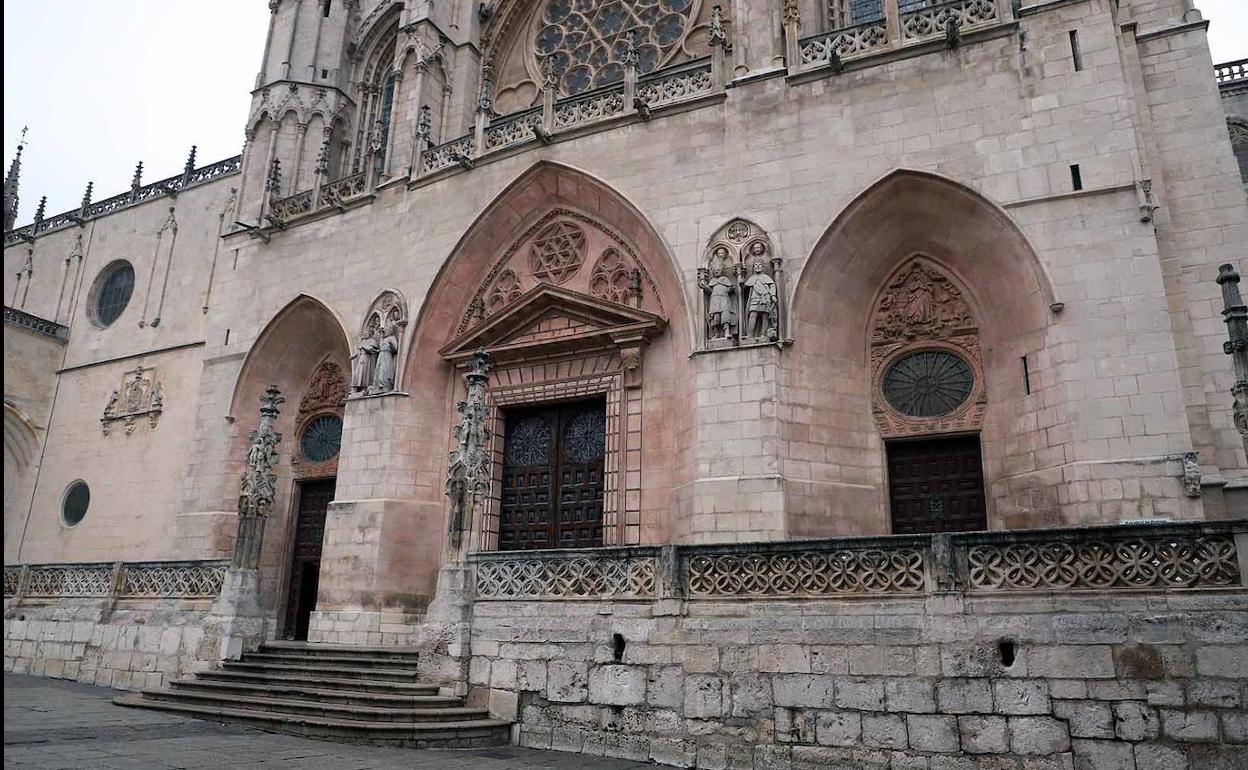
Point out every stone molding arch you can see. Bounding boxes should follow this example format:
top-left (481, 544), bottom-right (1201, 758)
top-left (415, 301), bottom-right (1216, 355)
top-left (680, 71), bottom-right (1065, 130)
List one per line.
top-left (292, 356), bottom-right (349, 479)
top-left (3, 400), bottom-right (40, 474)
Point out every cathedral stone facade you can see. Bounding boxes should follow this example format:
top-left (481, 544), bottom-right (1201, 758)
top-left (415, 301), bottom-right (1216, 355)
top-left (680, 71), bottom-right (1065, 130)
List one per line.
top-left (4, 0), bottom-right (1248, 767)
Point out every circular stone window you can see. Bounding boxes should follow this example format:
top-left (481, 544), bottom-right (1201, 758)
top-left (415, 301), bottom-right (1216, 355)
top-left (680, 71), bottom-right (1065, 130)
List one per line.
top-left (882, 350), bottom-right (974, 418)
top-left (90, 261), bottom-right (136, 327)
top-left (300, 415), bottom-right (343, 463)
top-left (61, 481), bottom-right (90, 526)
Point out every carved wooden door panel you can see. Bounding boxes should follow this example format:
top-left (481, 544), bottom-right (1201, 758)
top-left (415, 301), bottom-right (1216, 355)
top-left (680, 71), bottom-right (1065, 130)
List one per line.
top-left (283, 478), bottom-right (334, 640)
top-left (887, 435), bottom-right (986, 534)
top-left (500, 400), bottom-right (605, 550)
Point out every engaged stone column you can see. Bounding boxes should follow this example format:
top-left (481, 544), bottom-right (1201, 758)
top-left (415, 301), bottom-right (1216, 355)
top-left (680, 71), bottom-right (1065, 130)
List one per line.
top-left (204, 385), bottom-right (284, 661)
top-left (1217, 265), bottom-right (1248, 461)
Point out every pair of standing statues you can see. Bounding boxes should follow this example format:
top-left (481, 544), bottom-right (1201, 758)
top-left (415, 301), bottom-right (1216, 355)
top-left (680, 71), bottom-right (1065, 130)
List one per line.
top-left (351, 321), bottom-right (399, 394)
top-left (701, 241), bottom-right (780, 343)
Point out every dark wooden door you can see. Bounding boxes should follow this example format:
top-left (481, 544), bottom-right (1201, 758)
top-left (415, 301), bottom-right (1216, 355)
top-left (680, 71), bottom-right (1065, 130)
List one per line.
top-left (887, 435), bottom-right (987, 534)
top-left (283, 478), bottom-right (334, 640)
top-left (500, 400), bottom-right (605, 550)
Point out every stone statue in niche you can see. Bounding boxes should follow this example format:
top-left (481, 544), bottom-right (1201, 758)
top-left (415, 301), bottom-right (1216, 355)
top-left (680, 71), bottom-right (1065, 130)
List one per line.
top-left (354, 290), bottom-right (408, 396)
top-left (743, 244), bottom-right (779, 342)
top-left (698, 248), bottom-right (738, 341)
top-left (351, 328), bottom-right (379, 393)
top-left (371, 321), bottom-right (399, 394)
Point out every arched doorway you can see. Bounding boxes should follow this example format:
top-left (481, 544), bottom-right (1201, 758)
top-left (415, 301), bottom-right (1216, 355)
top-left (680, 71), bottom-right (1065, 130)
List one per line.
top-left (790, 170), bottom-right (1057, 534)
top-left (228, 294), bottom-right (351, 637)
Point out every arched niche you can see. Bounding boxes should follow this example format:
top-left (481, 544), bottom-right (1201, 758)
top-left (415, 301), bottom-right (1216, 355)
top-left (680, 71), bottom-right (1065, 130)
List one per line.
top-left (788, 169), bottom-right (1059, 536)
top-left (402, 160), bottom-right (694, 556)
top-left (350, 289), bottom-right (409, 396)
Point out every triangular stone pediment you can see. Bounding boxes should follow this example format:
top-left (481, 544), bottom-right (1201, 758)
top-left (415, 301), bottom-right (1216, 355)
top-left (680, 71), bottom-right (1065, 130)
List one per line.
top-left (440, 284), bottom-right (666, 363)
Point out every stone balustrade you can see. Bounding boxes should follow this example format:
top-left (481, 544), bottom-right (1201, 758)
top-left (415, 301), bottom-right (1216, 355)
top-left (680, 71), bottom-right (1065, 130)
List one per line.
top-left (4, 306), bottom-right (69, 341)
top-left (1216, 59), bottom-right (1247, 85)
top-left (471, 520), bottom-right (1246, 601)
top-left (4, 155), bottom-right (241, 246)
top-left (4, 560), bottom-right (228, 600)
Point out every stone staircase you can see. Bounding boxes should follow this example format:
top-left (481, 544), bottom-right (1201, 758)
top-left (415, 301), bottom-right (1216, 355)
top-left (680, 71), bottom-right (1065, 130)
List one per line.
top-left (114, 641), bottom-right (511, 748)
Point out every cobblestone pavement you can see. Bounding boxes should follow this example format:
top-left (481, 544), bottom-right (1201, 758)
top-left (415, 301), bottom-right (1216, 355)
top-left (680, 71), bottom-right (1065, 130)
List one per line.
top-left (3, 674), bottom-right (658, 769)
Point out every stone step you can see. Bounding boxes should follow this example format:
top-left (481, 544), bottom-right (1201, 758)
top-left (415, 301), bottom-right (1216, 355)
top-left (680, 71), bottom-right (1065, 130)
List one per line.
top-left (242, 652), bottom-right (421, 670)
top-left (114, 694), bottom-right (512, 748)
top-left (219, 660), bottom-right (421, 681)
top-left (194, 669), bottom-right (440, 695)
top-left (138, 688), bottom-right (488, 723)
top-left (260, 641), bottom-right (422, 662)
top-left (170, 679), bottom-right (462, 708)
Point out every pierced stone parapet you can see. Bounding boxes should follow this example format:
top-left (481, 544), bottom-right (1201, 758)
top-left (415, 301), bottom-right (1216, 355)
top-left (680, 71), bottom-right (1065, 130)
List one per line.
top-left (900, 0), bottom-right (998, 43)
top-left (118, 561), bottom-right (227, 598)
top-left (685, 541), bottom-right (928, 597)
top-left (636, 58), bottom-right (714, 110)
top-left (421, 135), bottom-right (477, 175)
top-left (11, 560), bottom-right (229, 599)
top-left (484, 108), bottom-right (544, 152)
top-left (553, 83), bottom-right (627, 129)
top-left (321, 171), bottom-right (368, 208)
top-left (268, 189), bottom-right (313, 224)
top-left (24, 564), bottom-right (114, 597)
top-left (3, 566), bottom-right (20, 596)
top-left (4, 306), bottom-right (68, 341)
top-left (473, 548), bottom-right (659, 599)
top-left (4, 155), bottom-right (241, 245)
top-left (798, 21), bottom-right (889, 69)
top-left (964, 529), bottom-right (1241, 592)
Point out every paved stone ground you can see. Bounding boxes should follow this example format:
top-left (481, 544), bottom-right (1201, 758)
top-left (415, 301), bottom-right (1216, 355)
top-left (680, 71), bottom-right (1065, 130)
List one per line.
top-left (3, 674), bottom-right (660, 769)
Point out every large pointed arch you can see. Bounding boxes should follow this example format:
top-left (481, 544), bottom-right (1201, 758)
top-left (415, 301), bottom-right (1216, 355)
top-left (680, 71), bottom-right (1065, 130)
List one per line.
top-left (399, 160), bottom-right (695, 551)
top-left (784, 169), bottom-right (1064, 537)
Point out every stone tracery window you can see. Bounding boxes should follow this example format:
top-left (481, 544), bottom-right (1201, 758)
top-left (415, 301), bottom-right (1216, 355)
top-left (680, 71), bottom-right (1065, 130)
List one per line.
top-left (535, 0), bottom-right (697, 95)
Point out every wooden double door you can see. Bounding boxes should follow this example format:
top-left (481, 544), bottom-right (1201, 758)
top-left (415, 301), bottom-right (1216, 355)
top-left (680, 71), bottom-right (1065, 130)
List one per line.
top-left (886, 435), bottom-right (987, 534)
top-left (282, 477), bottom-right (334, 640)
top-left (500, 399), bottom-right (606, 550)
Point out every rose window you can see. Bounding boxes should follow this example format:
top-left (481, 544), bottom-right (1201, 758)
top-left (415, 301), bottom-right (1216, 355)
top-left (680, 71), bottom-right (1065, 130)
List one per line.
top-left (882, 350), bottom-right (973, 418)
top-left (300, 415), bottom-right (343, 463)
top-left (535, 0), bottom-right (696, 96)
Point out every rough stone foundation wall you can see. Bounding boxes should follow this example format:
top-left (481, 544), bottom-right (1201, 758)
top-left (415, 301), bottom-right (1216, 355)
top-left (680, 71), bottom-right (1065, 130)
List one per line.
top-left (469, 591), bottom-right (1248, 769)
top-left (2, 600), bottom-right (216, 690)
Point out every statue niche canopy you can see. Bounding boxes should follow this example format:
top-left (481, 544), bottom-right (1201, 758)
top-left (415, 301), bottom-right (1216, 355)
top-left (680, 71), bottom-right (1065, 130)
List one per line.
top-left (487, 0), bottom-right (720, 113)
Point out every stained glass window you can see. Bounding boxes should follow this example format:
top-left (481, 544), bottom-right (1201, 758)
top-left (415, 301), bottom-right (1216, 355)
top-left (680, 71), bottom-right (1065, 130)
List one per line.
top-left (535, 0), bottom-right (695, 96)
top-left (300, 415), bottom-right (343, 463)
top-left (94, 262), bottom-right (135, 327)
top-left (882, 351), bottom-right (973, 418)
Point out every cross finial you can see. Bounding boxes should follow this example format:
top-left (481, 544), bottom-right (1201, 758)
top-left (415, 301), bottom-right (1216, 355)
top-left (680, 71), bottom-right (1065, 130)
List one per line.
top-left (17, 126), bottom-right (28, 150)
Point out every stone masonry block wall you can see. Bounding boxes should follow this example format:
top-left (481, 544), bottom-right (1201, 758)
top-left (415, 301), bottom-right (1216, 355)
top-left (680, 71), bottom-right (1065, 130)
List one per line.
top-left (3, 599), bottom-right (215, 691)
top-left (468, 524), bottom-right (1248, 769)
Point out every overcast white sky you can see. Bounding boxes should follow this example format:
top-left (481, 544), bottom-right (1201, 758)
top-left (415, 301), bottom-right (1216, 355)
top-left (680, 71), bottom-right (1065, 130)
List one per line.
top-left (3, 1), bottom-right (1245, 224)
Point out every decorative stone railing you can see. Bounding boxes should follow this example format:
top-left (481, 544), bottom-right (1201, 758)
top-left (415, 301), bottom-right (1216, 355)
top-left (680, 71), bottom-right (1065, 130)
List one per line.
top-left (421, 134), bottom-right (478, 175)
top-left (4, 155), bottom-right (242, 246)
top-left (469, 520), bottom-right (1246, 601)
top-left (483, 107), bottom-right (544, 153)
top-left (473, 547), bottom-right (659, 600)
top-left (1216, 59), bottom-right (1247, 85)
top-left (901, 0), bottom-right (998, 43)
top-left (961, 524), bottom-right (1242, 591)
top-left (321, 170), bottom-right (368, 208)
top-left (268, 189), bottom-right (313, 223)
top-left (636, 58), bottom-right (715, 110)
top-left (4, 560), bottom-right (228, 600)
top-left (4, 306), bottom-right (69, 341)
top-left (553, 83), bottom-right (628, 130)
top-left (799, 20), bottom-right (890, 69)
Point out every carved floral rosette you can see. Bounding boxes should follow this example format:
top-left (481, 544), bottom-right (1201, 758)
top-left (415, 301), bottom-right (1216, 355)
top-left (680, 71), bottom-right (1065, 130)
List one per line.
top-left (868, 259), bottom-right (985, 438)
top-left (699, 217), bottom-right (784, 349)
top-left (293, 359), bottom-right (348, 478)
top-left (457, 209), bottom-right (663, 334)
top-left (101, 366), bottom-right (164, 436)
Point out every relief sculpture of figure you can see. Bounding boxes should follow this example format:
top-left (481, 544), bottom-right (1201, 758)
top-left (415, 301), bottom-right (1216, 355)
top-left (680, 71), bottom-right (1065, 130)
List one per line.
top-left (699, 253), bottom-right (738, 340)
top-left (370, 321), bottom-right (399, 394)
top-left (743, 248), bottom-right (778, 341)
top-left (351, 328), bottom-right (379, 393)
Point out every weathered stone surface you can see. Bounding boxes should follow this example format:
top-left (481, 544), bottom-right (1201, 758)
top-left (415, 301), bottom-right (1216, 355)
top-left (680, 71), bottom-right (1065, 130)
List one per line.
top-left (1071, 739), bottom-right (1136, 770)
top-left (861, 713), bottom-right (907, 750)
top-left (683, 674), bottom-right (724, 718)
top-left (906, 715), bottom-right (959, 753)
top-left (772, 674), bottom-right (835, 709)
top-left (1027, 647), bottom-right (1116, 680)
top-left (1196, 646), bottom-right (1248, 678)
top-left (936, 678), bottom-right (994, 714)
top-left (1009, 716), bottom-right (1071, 755)
top-left (834, 677), bottom-right (885, 711)
top-left (886, 678), bottom-right (937, 713)
top-left (958, 715), bottom-right (1009, 754)
top-left (1133, 742), bottom-right (1190, 770)
top-left (1159, 708), bottom-right (1220, 742)
top-left (1054, 699), bottom-right (1114, 739)
top-left (815, 710), bottom-right (861, 747)
top-left (547, 660), bottom-right (589, 703)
